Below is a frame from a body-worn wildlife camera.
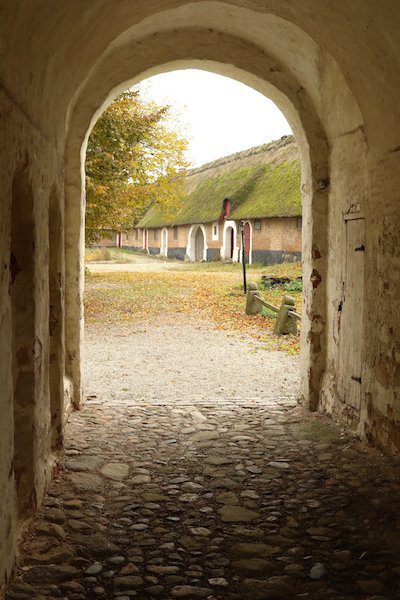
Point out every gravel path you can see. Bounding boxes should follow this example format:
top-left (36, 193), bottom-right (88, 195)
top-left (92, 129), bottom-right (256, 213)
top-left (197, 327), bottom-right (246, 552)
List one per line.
top-left (6, 320), bottom-right (400, 600)
top-left (84, 320), bottom-right (299, 405)
top-left (86, 254), bottom-right (188, 273)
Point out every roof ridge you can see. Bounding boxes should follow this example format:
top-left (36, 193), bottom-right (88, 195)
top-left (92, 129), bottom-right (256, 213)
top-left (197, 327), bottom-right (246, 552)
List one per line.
top-left (186, 134), bottom-right (294, 177)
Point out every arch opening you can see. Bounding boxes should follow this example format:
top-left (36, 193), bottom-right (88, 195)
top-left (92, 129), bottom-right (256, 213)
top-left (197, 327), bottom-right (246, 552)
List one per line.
top-left (160, 227), bottom-right (169, 257)
top-left (225, 226), bottom-right (235, 261)
top-left (64, 15), bottom-right (366, 427)
top-left (66, 52), bottom-right (327, 411)
top-left (221, 220), bottom-right (239, 262)
top-left (242, 221), bottom-right (252, 265)
top-left (187, 224), bottom-right (208, 262)
top-left (194, 226), bottom-right (205, 262)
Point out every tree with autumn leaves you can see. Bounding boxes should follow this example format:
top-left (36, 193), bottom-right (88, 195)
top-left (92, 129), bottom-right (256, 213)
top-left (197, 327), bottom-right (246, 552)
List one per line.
top-left (85, 89), bottom-right (189, 244)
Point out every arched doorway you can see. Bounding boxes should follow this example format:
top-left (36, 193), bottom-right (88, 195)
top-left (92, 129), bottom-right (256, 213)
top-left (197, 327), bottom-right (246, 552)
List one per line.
top-left (225, 226), bottom-right (234, 260)
top-left (160, 227), bottom-right (168, 257)
top-left (187, 224), bottom-right (207, 261)
top-left (222, 221), bottom-right (238, 261)
top-left (194, 226), bottom-right (205, 261)
top-left (242, 221), bottom-right (252, 265)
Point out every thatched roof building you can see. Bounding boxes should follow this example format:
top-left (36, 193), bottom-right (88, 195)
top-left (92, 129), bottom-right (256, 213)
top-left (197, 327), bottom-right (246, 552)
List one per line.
top-left (137, 135), bottom-right (300, 229)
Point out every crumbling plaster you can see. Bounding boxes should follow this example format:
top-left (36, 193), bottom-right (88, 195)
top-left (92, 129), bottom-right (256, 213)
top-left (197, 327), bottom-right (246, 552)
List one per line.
top-left (1, 0), bottom-right (400, 595)
top-left (0, 91), bottom-right (65, 592)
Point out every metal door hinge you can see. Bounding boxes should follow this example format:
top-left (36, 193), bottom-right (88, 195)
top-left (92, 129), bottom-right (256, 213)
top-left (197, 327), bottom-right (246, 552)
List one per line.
top-left (351, 376), bottom-right (362, 384)
top-left (354, 244), bottom-right (365, 252)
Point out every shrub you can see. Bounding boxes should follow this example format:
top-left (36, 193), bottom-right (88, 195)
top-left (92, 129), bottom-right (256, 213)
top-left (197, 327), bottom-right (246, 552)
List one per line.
top-left (283, 279), bottom-right (302, 292)
top-left (85, 247), bottom-right (112, 262)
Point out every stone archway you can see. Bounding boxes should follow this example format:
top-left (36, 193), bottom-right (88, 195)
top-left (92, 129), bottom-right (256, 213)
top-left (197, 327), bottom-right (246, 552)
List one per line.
top-left (8, 1), bottom-right (400, 589)
top-left (63, 19), bottom-right (341, 414)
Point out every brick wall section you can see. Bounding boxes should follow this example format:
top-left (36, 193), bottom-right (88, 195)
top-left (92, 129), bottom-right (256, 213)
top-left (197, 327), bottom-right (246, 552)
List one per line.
top-left (167, 224), bottom-right (191, 250)
top-left (123, 225), bottom-right (192, 256)
top-left (252, 217), bottom-right (301, 252)
top-left (147, 227), bottom-right (160, 252)
top-left (205, 222), bottom-right (221, 250)
top-left (132, 223), bottom-right (221, 253)
top-left (121, 229), bottom-right (140, 247)
top-left (127, 218), bottom-right (301, 260)
top-left (96, 235), bottom-right (117, 247)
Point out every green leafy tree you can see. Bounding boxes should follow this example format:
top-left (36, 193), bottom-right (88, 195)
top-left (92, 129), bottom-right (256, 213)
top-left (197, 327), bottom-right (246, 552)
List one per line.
top-left (85, 90), bottom-right (189, 244)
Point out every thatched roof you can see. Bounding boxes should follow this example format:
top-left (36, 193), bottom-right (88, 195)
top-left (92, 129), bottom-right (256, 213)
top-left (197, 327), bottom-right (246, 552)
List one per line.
top-left (137, 135), bottom-right (300, 229)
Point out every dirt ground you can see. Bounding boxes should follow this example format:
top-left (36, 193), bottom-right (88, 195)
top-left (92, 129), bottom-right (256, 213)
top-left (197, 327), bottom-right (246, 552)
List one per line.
top-left (86, 252), bottom-right (188, 273)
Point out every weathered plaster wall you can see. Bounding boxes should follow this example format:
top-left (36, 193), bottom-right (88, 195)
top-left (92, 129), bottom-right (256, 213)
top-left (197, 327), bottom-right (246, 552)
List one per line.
top-left (363, 152), bottom-right (400, 455)
top-left (0, 90), bottom-right (64, 593)
top-left (1, 0), bottom-right (400, 594)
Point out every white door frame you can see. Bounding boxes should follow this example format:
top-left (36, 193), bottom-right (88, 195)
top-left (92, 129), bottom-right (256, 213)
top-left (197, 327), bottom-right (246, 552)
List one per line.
top-left (142, 228), bottom-right (149, 252)
top-left (160, 227), bottom-right (169, 257)
top-left (239, 220), bottom-right (253, 265)
top-left (186, 224), bottom-right (208, 261)
top-left (221, 220), bottom-right (239, 261)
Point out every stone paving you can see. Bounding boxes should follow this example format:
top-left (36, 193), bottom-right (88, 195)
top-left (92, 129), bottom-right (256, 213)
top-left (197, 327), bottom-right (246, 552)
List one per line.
top-left (6, 323), bottom-right (400, 600)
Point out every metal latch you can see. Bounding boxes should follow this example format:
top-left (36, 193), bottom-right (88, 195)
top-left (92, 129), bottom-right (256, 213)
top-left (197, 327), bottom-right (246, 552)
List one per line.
top-left (354, 244), bottom-right (365, 252)
top-left (351, 376), bottom-right (362, 383)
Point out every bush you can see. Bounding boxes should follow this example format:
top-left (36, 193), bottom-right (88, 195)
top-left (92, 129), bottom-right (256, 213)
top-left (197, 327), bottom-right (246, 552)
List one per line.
top-left (283, 279), bottom-right (302, 292)
top-left (85, 247), bottom-right (112, 262)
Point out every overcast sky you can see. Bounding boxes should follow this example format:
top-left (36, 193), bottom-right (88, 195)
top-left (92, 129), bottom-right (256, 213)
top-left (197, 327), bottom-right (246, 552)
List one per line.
top-left (138, 69), bottom-right (292, 168)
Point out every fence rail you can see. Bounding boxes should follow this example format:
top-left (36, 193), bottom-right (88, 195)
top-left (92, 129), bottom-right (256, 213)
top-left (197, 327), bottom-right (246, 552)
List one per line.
top-left (253, 294), bottom-right (279, 314)
top-left (245, 282), bottom-right (301, 335)
top-left (288, 309), bottom-right (301, 321)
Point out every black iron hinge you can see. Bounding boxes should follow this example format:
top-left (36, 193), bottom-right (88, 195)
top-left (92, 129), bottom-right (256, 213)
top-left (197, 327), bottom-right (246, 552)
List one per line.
top-left (354, 244), bottom-right (365, 252)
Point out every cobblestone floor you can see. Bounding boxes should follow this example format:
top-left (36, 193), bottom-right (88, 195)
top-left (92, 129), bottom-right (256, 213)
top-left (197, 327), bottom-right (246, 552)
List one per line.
top-left (6, 322), bottom-right (400, 600)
